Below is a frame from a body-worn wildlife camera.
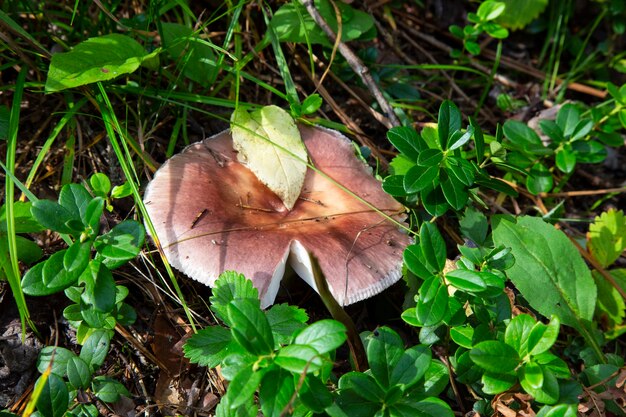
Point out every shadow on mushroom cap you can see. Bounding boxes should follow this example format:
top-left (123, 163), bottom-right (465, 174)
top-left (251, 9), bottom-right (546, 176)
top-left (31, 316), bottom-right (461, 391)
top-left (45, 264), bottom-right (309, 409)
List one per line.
top-left (143, 125), bottom-right (411, 308)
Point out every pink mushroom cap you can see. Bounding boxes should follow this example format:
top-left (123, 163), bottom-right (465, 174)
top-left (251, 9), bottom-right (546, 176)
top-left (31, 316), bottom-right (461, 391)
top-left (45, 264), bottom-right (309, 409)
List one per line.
top-left (144, 125), bottom-right (411, 307)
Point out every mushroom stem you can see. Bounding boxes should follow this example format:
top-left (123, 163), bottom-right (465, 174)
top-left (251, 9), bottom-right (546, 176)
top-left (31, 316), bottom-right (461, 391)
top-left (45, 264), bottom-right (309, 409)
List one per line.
top-left (310, 254), bottom-right (368, 372)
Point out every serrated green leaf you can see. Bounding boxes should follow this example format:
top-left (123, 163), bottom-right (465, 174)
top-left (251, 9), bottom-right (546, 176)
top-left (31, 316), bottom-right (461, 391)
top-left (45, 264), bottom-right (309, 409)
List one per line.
top-left (266, 303), bottom-right (308, 345)
top-left (210, 271), bottom-right (260, 324)
top-left (46, 34), bottom-right (159, 92)
top-left (588, 209), bottom-right (626, 268)
top-left (496, 0), bottom-right (548, 30)
top-left (493, 215), bottom-right (597, 333)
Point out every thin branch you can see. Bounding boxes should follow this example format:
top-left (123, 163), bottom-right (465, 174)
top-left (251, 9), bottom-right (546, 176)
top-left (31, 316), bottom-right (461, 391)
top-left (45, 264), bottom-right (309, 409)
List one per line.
top-left (301, 0), bottom-right (401, 128)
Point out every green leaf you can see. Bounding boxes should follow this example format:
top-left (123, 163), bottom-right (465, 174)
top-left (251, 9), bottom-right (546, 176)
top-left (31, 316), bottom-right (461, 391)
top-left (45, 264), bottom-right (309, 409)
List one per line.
top-left (31, 200), bottom-right (81, 234)
top-left (419, 222), bottom-right (447, 273)
top-left (294, 319), bottom-right (346, 354)
top-left (570, 119), bottom-right (593, 141)
top-left (459, 207), bottom-right (488, 245)
top-left (37, 346), bottom-right (77, 377)
top-left (79, 261), bottom-right (117, 313)
top-left (387, 126), bottom-right (426, 160)
top-left (391, 397), bottom-right (454, 417)
top-left (416, 276), bottom-right (449, 326)
top-left (447, 125), bottom-right (474, 151)
top-left (22, 263), bottom-right (62, 296)
top-left (446, 157), bottom-right (475, 186)
top-left (492, 215), bottom-right (597, 332)
top-left (440, 175), bottom-right (468, 211)
top-left (477, 1), bottom-right (506, 21)
top-left (556, 104), bottom-right (580, 138)
top-left (266, 303), bottom-right (308, 345)
top-left (389, 155), bottom-right (415, 176)
top-left (183, 326), bottom-right (233, 368)
top-left (528, 316), bottom-right (560, 356)
top-left (422, 186), bottom-right (450, 217)
top-left (228, 298), bottom-right (274, 355)
top-left (89, 173), bottom-right (111, 197)
top-left (94, 220), bottom-right (145, 269)
top-left (13, 235), bottom-right (43, 265)
top-left (404, 164), bottom-right (439, 193)
top-left (592, 269), bottom-right (626, 336)
top-left (502, 120), bottom-right (543, 150)
top-left (35, 374), bottom-right (69, 417)
top-left (470, 341), bottom-right (520, 373)
top-left (211, 272), bottom-right (260, 324)
top-left (259, 368), bottom-right (295, 417)
top-left (43, 250), bottom-right (81, 289)
top-left (526, 162), bottom-right (553, 194)
top-left (92, 376), bottom-right (130, 403)
top-left (389, 344), bottom-right (432, 389)
top-left (438, 100), bottom-right (462, 149)
top-left (483, 22), bottom-right (509, 39)
top-left (366, 326), bottom-right (404, 389)
top-left (300, 94), bottom-right (323, 115)
top-left (404, 244), bottom-right (436, 278)
top-left (450, 325), bottom-right (474, 348)
top-left (469, 117), bottom-right (485, 164)
top-left (526, 368), bottom-right (560, 404)
top-left (83, 197), bottom-right (104, 235)
top-left (496, 0), bottom-right (548, 30)
top-left (555, 147), bottom-right (576, 174)
top-left (63, 241), bottom-right (91, 276)
top-left (0, 201), bottom-right (45, 233)
top-left (297, 375), bottom-right (332, 413)
top-left (414, 361), bottom-right (451, 396)
top-left (539, 120), bottom-right (564, 143)
top-left (275, 344), bottom-right (323, 373)
top-left (231, 105), bottom-right (307, 210)
top-left (59, 183), bottom-right (92, 221)
top-left (417, 148), bottom-right (444, 167)
top-left (161, 22), bottom-right (217, 85)
top-left (571, 140), bottom-right (607, 163)
top-left (481, 371), bottom-right (517, 394)
top-left (338, 372), bottom-right (385, 401)
top-left (383, 175), bottom-right (408, 197)
top-left (225, 363), bottom-right (264, 408)
top-left (504, 314), bottom-right (535, 356)
top-left (46, 34), bottom-right (159, 92)
top-left (80, 329), bottom-right (112, 371)
top-left (588, 209), bottom-right (626, 268)
top-left (67, 356), bottom-right (91, 389)
top-left (519, 360), bottom-right (544, 390)
top-left (445, 269), bottom-right (488, 293)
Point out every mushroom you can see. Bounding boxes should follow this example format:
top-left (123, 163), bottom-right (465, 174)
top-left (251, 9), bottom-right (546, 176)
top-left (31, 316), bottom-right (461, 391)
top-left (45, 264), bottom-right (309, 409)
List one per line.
top-left (144, 124), bottom-right (411, 307)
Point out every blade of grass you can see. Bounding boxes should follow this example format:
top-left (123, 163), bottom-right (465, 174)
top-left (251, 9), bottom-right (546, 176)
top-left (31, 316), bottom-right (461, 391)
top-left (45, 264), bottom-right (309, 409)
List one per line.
top-left (95, 82), bottom-right (197, 332)
top-left (24, 97), bottom-right (87, 191)
top-left (4, 67), bottom-right (35, 336)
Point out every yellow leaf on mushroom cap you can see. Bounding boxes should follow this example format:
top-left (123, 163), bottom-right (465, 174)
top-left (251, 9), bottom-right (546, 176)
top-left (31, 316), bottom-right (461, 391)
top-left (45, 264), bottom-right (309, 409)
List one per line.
top-left (231, 105), bottom-right (308, 210)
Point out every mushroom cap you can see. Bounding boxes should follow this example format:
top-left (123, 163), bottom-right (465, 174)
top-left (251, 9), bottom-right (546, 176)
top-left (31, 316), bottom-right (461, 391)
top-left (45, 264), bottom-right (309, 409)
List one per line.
top-left (144, 125), bottom-right (411, 307)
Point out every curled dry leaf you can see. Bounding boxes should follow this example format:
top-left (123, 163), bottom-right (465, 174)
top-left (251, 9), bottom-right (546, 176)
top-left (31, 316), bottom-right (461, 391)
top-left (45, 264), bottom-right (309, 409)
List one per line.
top-left (144, 125), bottom-right (410, 307)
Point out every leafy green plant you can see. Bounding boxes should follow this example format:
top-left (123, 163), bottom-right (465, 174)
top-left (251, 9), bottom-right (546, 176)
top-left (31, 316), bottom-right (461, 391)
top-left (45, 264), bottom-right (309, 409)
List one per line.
top-left (449, 0), bottom-right (509, 56)
top-left (336, 326), bottom-right (452, 417)
top-left (21, 175), bottom-right (144, 417)
top-left (184, 272), bottom-right (347, 416)
top-left (383, 100), bottom-right (516, 216)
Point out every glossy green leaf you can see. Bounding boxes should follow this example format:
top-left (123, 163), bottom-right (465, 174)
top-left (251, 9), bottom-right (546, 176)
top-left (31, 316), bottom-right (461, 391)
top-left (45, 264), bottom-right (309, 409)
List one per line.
top-left (450, 325), bottom-right (474, 348)
top-left (89, 173), bottom-right (111, 197)
top-left (447, 125), bottom-right (474, 151)
top-left (228, 298), bottom-right (274, 355)
top-left (422, 186), bottom-right (450, 217)
top-left (470, 340), bottom-right (520, 373)
top-left (63, 241), bottom-right (91, 276)
top-left (387, 126), bottom-right (426, 160)
top-left (417, 148), bottom-right (444, 167)
top-left (22, 263), bottom-right (62, 296)
top-left (416, 276), bottom-right (449, 326)
top-left (440, 175), bottom-right (468, 211)
top-left (419, 222), bottom-right (447, 273)
top-left (259, 368), bottom-right (295, 417)
top-left (445, 269), bottom-right (488, 293)
top-left (519, 360), bottom-right (544, 390)
top-left (13, 235), bottom-right (43, 265)
top-left (42, 250), bottom-right (80, 289)
top-left (570, 119), bottom-right (593, 141)
top-left (404, 244), bottom-right (435, 278)
top-left (503, 120), bottom-right (543, 150)
top-left (382, 175), bottom-right (408, 197)
top-left (391, 397), bottom-right (454, 417)
top-left (31, 200), bottom-right (80, 234)
top-left (83, 197), bottom-right (104, 235)
top-left (80, 329), bottom-right (112, 371)
top-left (556, 104), bottom-right (580, 137)
top-left (438, 100), bottom-right (462, 149)
top-left (225, 363), bottom-right (264, 408)
top-left (459, 207), bottom-right (488, 245)
top-left (37, 346), bottom-right (76, 377)
top-left (339, 372), bottom-right (385, 401)
top-left (477, 1), bottom-right (506, 20)
top-left (555, 146), bottom-right (576, 173)
top-left (571, 140), bottom-right (607, 163)
top-left (294, 319), bottom-right (346, 354)
top-left (504, 314), bottom-right (535, 356)
top-left (481, 371), bottom-right (516, 394)
top-left (446, 157), bottom-right (475, 186)
top-left (539, 120), bottom-right (564, 142)
top-left (79, 261), bottom-right (116, 313)
top-left (528, 316), bottom-right (560, 356)
top-left (59, 183), bottom-right (92, 221)
top-left (92, 376), bottom-right (130, 403)
top-left (389, 344), bottom-right (432, 389)
top-left (35, 374), bottom-right (69, 417)
top-left (492, 215), bottom-right (597, 332)
top-left (275, 344), bottom-right (323, 373)
top-left (526, 367), bottom-right (560, 404)
top-left (46, 34), bottom-right (159, 92)
top-left (366, 326), bottom-right (404, 389)
top-left (526, 162), bottom-right (553, 194)
top-left (94, 220), bottom-right (145, 269)
top-left (297, 375), bottom-right (332, 412)
top-left (67, 356), bottom-right (91, 389)
top-left (404, 164), bottom-right (439, 193)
